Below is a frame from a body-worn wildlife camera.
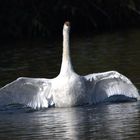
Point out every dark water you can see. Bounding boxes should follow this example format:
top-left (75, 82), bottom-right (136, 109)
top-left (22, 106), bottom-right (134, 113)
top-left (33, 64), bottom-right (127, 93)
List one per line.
top-left (0, 29), bottom-right (140, 139)
top-left (0, 103), bottom-right (140, 140)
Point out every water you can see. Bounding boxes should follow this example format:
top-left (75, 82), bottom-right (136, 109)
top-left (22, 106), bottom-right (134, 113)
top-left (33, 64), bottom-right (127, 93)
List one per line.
top-left (0, 29), bottom-right (140, 139)
top-left (0, 103), bottom-right (140, 140)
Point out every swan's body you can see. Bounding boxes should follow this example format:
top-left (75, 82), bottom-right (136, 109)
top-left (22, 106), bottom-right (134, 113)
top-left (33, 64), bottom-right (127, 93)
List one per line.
top-left (0, 22), bottom-right (139, 108)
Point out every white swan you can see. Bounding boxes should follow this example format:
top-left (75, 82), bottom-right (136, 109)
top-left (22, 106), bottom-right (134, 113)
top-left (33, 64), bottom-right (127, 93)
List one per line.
top-left (0, 22), bottom-right (139, 109)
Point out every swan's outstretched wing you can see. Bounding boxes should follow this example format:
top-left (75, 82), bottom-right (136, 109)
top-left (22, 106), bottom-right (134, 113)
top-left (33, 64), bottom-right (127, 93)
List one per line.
top-left (0, 77), bottom-right (54, 109)
top-left (84, 71), bottom-right (139, 104)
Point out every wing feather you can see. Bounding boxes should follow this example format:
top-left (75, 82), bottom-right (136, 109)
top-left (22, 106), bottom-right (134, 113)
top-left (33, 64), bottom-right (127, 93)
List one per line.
top-left (84, 71), bottom-right (139, 103)
top-left (0, 77), bottom-right (53, 109)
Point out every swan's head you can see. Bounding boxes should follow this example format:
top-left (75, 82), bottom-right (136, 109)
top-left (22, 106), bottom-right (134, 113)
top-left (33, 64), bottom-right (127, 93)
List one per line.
top-left (63, 21), bottom-right (70, 36)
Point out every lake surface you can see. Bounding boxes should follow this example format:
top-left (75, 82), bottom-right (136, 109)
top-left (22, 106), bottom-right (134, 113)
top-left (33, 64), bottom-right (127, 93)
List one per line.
top-left (0, 103), bottom-right (140, 140)
top-left (0, 29), bottom-right (140, 139)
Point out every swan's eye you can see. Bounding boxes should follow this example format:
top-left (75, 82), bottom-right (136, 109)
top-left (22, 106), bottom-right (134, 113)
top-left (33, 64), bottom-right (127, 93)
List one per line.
top-left (65, 21), bottom-right (70, 27)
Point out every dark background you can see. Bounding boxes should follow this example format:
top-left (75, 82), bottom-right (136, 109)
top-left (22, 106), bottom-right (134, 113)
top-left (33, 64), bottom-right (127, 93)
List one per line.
top-left (0, 0), bottom-right (140, 40)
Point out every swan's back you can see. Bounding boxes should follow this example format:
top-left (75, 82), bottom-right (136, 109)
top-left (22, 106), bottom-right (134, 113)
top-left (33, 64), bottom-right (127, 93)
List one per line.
top-left (52, 73), bottom-right (89, 107)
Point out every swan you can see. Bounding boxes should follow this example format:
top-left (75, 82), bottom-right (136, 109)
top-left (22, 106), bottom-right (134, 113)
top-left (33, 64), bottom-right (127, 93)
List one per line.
top-left (0, 21), bottom-right (139, 109)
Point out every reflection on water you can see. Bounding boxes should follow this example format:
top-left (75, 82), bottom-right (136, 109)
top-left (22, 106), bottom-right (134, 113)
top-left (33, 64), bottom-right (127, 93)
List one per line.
top-left (0, 28), bottom-right (140, 139)
top-left (0, 102), bottom-right (140, 139)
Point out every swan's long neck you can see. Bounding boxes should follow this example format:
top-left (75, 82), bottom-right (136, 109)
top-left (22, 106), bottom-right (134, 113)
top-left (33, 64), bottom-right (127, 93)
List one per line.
top-left (60, 23), bottom-right (74, 75)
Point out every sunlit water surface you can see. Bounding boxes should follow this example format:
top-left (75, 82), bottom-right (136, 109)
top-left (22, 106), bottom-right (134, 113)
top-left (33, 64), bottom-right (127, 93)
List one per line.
top-left (0, 29), bottom-right (140, 139)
